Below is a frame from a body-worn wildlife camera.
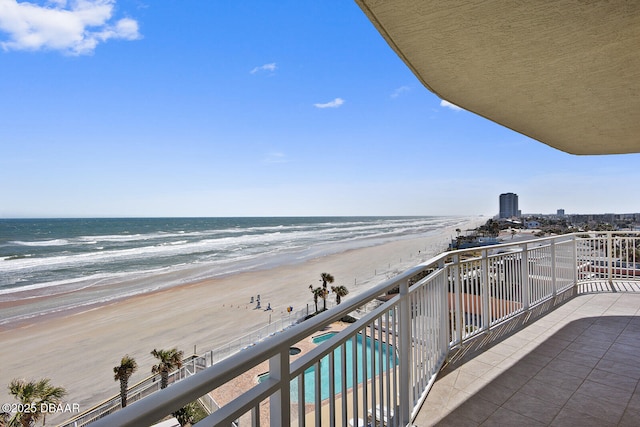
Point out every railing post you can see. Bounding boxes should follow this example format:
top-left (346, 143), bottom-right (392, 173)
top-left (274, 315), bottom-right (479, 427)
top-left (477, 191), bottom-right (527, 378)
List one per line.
top-left (268, 348), bottom-right (290, 427)
top-left (521, 244), bottom-right (530, 311)
top-left (481, 249), bottom-right (490, 331)
top-left (453, 254), bottom-right (463, 345)
top-left (251, 404), bottom-right (260, 427)
top-left (607, 232), bottom-right (614, 282)
top-left (572, 234), bottom-right (579, 285)
top-left (551, 239), bottom-right (557, 298)
top-left (398, 277), bottom-right (411, 426)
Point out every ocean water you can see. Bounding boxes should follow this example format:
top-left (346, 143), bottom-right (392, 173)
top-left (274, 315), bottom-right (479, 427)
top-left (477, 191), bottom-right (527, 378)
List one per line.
top-left (0, 216), bottom-right (464, 324)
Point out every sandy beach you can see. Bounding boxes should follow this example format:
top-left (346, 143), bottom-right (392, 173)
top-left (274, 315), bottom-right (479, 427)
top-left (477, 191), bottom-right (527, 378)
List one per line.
top-left (0, 218), bottom-right (482, 424)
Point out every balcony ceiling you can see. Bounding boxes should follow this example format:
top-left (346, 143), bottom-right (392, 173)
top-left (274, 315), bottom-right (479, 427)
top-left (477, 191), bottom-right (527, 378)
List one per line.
top-left (355, 0), bottom-right (640, 155)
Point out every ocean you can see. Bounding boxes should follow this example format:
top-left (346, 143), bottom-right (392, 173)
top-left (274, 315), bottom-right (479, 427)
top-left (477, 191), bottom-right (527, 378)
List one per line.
top-left (0, 216), bottom-right (466, 325)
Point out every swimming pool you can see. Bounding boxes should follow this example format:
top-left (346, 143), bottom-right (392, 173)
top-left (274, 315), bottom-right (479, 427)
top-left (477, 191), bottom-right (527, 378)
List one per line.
top-left (311, 331), bottom-right (337, 344)
top-left (259, 331), bottom-right (397, 403)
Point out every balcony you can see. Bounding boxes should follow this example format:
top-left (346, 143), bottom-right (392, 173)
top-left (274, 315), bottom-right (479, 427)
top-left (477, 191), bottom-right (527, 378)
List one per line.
top-left (415, 286), bottom-right (640, 426)
top-left (87, 231), bottom-right (639, 426)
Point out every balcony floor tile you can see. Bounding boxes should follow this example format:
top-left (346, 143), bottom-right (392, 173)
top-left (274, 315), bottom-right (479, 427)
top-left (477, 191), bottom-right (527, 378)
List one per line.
top-left (479, 407), bottom-right (545, 426)
top-left (619, 410), bottom-right (640, 427)
top-left (586, 368), bottom-right (639, 393)
top-left (414, 290), bottom-right (640, 426)
top-left (502, 390), bottom-right (563, 424)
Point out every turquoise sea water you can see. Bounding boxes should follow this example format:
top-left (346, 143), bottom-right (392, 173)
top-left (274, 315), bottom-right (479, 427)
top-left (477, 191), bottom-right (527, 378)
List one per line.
top-left (0, 216), bottom-right (464, 324)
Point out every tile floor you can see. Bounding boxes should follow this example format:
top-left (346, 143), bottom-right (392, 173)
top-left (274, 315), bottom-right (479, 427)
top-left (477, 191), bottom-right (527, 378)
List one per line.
top-left (414, 288), bottom-right (640, 426)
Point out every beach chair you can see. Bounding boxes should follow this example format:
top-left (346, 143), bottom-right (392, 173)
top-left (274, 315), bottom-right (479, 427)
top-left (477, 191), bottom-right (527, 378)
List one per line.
top-left (368, 404), bottom-right (395, 425)
top-left (349, 417), bottom-right (368, 427)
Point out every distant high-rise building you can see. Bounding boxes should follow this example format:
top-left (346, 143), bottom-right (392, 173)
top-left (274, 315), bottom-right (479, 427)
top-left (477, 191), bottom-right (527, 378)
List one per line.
top-left (499, 193), bottom-right (519, 218)
top-left (557, 209), bottom-right (565, 216)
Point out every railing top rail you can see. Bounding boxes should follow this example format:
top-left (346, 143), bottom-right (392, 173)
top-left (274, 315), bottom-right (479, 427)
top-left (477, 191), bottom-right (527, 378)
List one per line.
top-left (59, 355), bottom-right (200, 426)
top-left (89, 263), bottom-right (427, 427)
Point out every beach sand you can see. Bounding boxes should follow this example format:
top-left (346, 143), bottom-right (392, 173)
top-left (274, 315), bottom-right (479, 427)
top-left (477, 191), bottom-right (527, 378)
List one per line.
top-left (0, 218), bottom-right (482, 424)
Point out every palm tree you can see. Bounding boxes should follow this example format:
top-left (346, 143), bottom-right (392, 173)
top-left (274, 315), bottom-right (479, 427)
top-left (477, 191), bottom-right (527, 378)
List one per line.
top-left (309, 285), bottom-right (324, 313)
top-left (173, 402), bottom-right (199, 426)
top-left (151, 348), bottom-right (184, 389)
top-left (113, 355), bottom-right (138, 408)
top-left (7, 378), bottom-right (66, 427)
top-left (319, 287), bottom-right (330, 311)
top-left (331, 285), bottom-right (349, 305)
top-left (320, 272), bottom-right (334, 290)
top-left (319, 273), bottom-right (334, 310)
top-left (489, 220), bottom-right (500, 237)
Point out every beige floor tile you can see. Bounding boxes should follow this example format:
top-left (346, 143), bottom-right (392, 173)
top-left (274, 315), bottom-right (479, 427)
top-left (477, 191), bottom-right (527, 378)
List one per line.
top-left (414, 292), bottom-right (640, 427)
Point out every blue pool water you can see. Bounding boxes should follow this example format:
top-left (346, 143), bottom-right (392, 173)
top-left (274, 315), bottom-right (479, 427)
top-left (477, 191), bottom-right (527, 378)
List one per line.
top-left (260, 332), bottom-right (397, 404)
top-left (311, 331), bottom-right (338, 344)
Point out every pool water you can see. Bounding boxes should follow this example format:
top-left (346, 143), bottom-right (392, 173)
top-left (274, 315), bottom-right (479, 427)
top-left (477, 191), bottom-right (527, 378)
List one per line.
top-left (312, 331), bottom-right (338, 344)
top-left (260, 332), bottom-right (397, 403)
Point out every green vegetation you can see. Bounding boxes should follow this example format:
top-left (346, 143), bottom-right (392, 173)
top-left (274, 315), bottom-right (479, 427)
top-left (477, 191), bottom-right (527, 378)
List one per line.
top-left (151, 348), bottom-right (184, 389)
top-left (309, 285), bottom-right (325, 313)
top-left (477, 219), bottom-right (501, 237)
top-left (474, 214), bottom-right (638, 240)
top-left (6, 378), bottom-right (66, 427)
top-left (331, 285), bottom-right (349, 304)
top-left (113, 355), bottom-right (138, 408)
top-left (307, 273), bottom-right (350, 317)
top-left (172, 401), bottom-right (207, 426)
top-left (319, 273), bottom-right (334, 310)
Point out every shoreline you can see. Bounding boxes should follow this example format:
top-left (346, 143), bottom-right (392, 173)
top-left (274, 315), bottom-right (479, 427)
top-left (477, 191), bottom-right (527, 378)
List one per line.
top-left (0, 221), bottom-right (469, 331)
top-left (0, 218), bottom-right (482, 424)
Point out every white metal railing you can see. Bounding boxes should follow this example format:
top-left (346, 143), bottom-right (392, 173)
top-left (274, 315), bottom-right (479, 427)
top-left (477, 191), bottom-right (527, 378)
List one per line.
top-left (60, 309), bottom-right (308, 427)
top-left (83, 231), bottom-right (639, 427)
top-left (59, 357), bottom-right (202, 427)
top-left (62, 261), bottom-right (406, 427)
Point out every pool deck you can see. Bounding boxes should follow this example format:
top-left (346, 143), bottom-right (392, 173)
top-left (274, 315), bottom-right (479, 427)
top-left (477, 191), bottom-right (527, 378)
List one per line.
top-left (210, 321), bottom-right (350, 424)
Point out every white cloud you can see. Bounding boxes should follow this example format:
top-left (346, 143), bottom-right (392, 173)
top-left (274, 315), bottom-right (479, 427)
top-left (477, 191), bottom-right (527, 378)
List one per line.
top-left (0, 0), bottom-right (141, 55)
top-left (263, 152), bottom-right (287, 164)
top-left (250, 62), bottom-right (277, 74)
top-left (313, 97), bottom-right (344, 109)
top-left (440, 99), bottom-right (463, 111)
top-left (391, 85), bottom-right (410, 98)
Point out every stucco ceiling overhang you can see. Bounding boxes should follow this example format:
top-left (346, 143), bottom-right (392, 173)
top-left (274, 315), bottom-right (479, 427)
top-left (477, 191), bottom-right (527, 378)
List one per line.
top-left (356, 0), bottom-right (640, 155)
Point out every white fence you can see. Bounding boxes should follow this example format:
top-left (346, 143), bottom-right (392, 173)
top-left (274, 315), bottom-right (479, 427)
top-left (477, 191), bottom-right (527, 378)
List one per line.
top-left (80, 232), bottom-right (639, 426)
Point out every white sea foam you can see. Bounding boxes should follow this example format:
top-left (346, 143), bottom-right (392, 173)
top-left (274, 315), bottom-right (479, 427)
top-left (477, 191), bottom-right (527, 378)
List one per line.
top-left (10, 239), bottom-right (70, 247)
top-left (0, 216), bottom-right (479, 318)
top-left (0, 267), bottom-right (172, 299)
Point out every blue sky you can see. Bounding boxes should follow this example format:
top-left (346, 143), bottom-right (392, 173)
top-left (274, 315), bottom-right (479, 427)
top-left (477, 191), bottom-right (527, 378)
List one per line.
top-left (1, 0), bottom-right (638, 218)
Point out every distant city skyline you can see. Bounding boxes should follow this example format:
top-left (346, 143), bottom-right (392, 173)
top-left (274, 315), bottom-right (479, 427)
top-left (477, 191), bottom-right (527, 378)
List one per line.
top-left (1, 1), bottom-right (640, 218)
